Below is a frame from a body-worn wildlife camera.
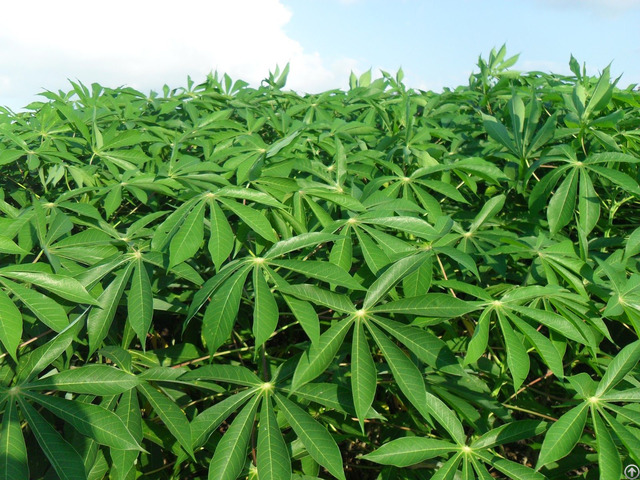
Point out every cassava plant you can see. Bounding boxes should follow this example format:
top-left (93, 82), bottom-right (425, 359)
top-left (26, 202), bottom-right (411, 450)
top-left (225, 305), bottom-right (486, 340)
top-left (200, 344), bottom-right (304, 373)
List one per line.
top-left (0, 48), bottom-right (639, 479)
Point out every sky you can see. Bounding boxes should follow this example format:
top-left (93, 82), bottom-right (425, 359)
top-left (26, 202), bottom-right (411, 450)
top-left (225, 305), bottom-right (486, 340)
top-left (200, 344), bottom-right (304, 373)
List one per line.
top-left (1, 0), bottom-right (638, 110)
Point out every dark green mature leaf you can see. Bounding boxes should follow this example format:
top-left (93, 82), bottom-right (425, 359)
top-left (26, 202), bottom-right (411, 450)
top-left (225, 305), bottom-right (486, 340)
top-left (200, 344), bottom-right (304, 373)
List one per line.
top-left (275, 394), bottom-right (346, 480)
top-left (258, 396), bottom-right (292, 480)
top-left (0, 399), bottom-right (29, 480)
top-left (367, 323), bottom-right (465, 443)
top-left (279, 284), bottom-right (355, 313)
top-left (536, 402), bottom-right (588, 469)
top-left (202, 265), bottom-right (251, 354)
top-left (363, 253), bottom-right (427, 309)
top-left (0, 269), bottom-right (98, 304)
top-left (1, 278), bottom-right (68, 331)
top-left (269, 259), bottom-right (364, 291)
top-left (371, 293), bottom-right (479, 318)
top-left (351, 320), bottom-right (376, 431)
top-left (137, 382), bottom-right (192, 457)
top-left (128, 259), bottom-right (153, 346)
top-left (292, 318), bottom-right (354, 389)
top-left (208, 395), bottom-right (260, 480)
top-left (253, 266), bottom-right (279, 345)
top-left (18, 398), bottom-right (87, 480)
top-left (595, 340), bottom-right (640, 396)
top-left (0, 288), bottom-right (21, 361)
top-left (362, 437), bottom-right (457, 467)
top-left (169, 200), bottom-right (206, 267)
top-left (24, 391), bottom-right (142, 450)
top-left (547, 169), bottom-right (578, 235)
top-left (25, 365), bottom-right (140, 394)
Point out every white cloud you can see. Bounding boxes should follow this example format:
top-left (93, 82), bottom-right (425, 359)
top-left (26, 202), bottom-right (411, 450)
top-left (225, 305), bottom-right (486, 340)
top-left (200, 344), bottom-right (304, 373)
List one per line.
top-left (0, 0), bottom-right (356, 109)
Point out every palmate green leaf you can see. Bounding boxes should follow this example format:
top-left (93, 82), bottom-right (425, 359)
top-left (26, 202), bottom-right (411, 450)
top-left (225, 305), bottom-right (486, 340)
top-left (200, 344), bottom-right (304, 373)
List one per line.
top-left (17, 398), bottom-right (87, 480)
top-left (547, 168), bottom-right (578, 235)
top-left (474, 450), bottom-right (547, 480)
top-left (465, 308), bottom-right (491, 365)
top-left (191, 389), bottom-right (258, 449)
top-left (275, 393), bottom-right (346, 480)
top-left (328, 231), bottom-right (352, 273)
top-left (482, 113), bottom-right (518, 156)
top-left (0, 287), bottom-right (21, 361)
top-left (269, 259), bottom-right (364, 291)
top-left (595, 339), bottom-right (640, 396)
top-left (169, 199), bottom-right (206, 267)
top-left (87, 263), bottom-right (134, 355)
top-left (208, 395), bottom-right (260, 480)
top-left (592, 409), bottom-right (621, 480)
top-left (578, 169), bottom-right (600, 235)
top-left (536, 401), bottom-right (588, 469)
top-left (278, 284), bottom-right (355, 314)
top-left (468, 194), bottom-right (505, 233)
top-left (0, 235), bottom-right (28, 255)
top-left (208, 200), bottom-right (234, 271)
top-left (362, 437), bottom-right (457, 467)
top-left (351, 320), bottom-right (376, 432)
top-left (17, 313), bottom-right (84, 382)
top-left (599, 408), bottom-right (640, 464)
top-left (1, 278), bottom-right (68, 331)
top-left (24, 391), bottom-right (143, 450)
top-left (24, 364), bottom-right (140, 395)
top-left (128, 259), bottom-right (153, 347)
top-left (367, 323), bottom-right (465, 443)
top-left (202, 265), bottom-right (251, 354)
top-left (266, 232), bottom-right (339, 259)
top-left (430, 453), bottom-right (462, 480)
top-left (111, 388), bottom-right (143, 480)
top-left (354, 228), bottom-right (390, 274)
top-left (0, 269), bottom-right (98, 305)
top-left (137, 382), bottom-right (193, 458)
top-left (374, 317), bottom-right (464, 375)
top-left (470, 420), bottom-right (547, 450)
top-left (292, 318), bottom-right (354, 390)
top-left (363, 253), bottom-right (427, 309)
top-left (365, 216), bottom-right (439, 240)
top-left (180, 364), bottom-right (262, 387)
top-left (218, 197), bottom-right (278, 243)
top-left (257, 396), bottom-right (291, 480)
top-left (253, 266), bottom-right (279, 346)
top-left (370, 293), bottom-right (479, 318)
top-left (282, 294), bottom-right (320, 344)
top-left (509, 313), bottom-right (564, 378)
top-left (0, 399), bottom-right (29, 480)
top-left (497, 309), bottom-right (530, 391)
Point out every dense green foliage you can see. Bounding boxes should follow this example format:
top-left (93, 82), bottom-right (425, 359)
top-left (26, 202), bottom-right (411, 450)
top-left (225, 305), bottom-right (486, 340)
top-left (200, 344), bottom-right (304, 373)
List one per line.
top-left (1, 47), bottom-right (640, 479)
